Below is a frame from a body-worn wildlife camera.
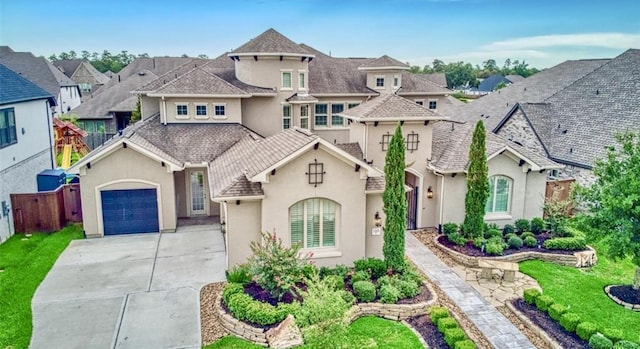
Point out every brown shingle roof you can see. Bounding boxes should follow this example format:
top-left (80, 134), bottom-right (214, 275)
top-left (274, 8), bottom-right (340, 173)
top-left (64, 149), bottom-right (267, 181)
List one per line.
top-left (399, 72), bottom-right (452, 94)
top-left (149, 66), bottom-right (249, 96)
top-left (336, 143), bottom-right (363, 160)
top-left (339, 93), bottom-right (447, 122)
top-left (359, 55), bottom-right (409, 69)
top-left (230, 28), bottom-right (311, 56)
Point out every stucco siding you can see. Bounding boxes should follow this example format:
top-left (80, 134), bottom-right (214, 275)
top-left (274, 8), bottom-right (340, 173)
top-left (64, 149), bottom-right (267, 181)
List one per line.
top-left (241, 97), bottom-right (280, 136)
top-left (524, 172), bottom-right (547, 219)
top-left (441, 175), bottom-right (467, 224)
top-left (226, 200), bottom-right (261, 267)
top-left (365, 194), bottom-right (384, 259)
top-left (235, 57), bottom-right (308, 90)
top-left (174, 171), bottom-right (187, 217)
top-left (79, 147), bottom-right (176, 237)
top-left (141, 95), bottom-right (160, 119)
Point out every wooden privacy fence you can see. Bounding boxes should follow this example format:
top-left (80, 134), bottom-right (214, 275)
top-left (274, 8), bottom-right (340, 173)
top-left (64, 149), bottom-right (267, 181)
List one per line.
top-left (11, 184), bottom-right (82, 234)
top-left (545, 178), bottom-right (575, 216)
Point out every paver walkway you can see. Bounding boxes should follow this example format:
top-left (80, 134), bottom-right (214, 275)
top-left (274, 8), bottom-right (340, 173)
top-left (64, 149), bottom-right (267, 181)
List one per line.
top-left (406, 233), bottom-right (536, 349)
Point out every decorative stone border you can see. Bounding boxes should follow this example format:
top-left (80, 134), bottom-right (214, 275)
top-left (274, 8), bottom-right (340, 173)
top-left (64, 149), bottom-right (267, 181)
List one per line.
top-left (604, 285), bottom-right (640, 311)
top-left (432, 235), bottom-right (597, 268)
top-left (214, 281), bottom-right (438, 346)
top-left (505, 301), bottom-right (563, 349)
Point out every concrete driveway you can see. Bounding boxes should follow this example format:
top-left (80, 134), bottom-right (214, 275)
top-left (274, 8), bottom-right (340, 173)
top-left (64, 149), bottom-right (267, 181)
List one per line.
top-left (30, 223), bottom-right (226, 349)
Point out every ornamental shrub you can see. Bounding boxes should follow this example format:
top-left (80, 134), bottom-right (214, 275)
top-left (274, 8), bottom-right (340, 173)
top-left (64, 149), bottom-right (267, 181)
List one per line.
top-left (443, 222), bottom-right (459, 236)
top-left (226, 264), bottom-right (252, 285)
top-left (531, 217), bottom-right (545, 234)
top-left (590, 333), bottom-right (614, 349)
top-left (614, 340), bottom-right (640, 349)
top-left (323, 274), bottom-right (345, 291)
top-left (485, 240), bottom-right (505, 255)
top-left (463, 121), bottom-right (489, 240)
top-left (222, 283), bottom-right (245, 305)
top-left (548, 303), bottom-right (568, 321)
top-left (544, 236), bottom-right (587, 250)
top-left (524, 236), bottom-right (538, 247)
top-left (430, 306), bottom-right (450, 323)
top-left (295, 271), bottom-right (350, 328)
top-left (507, 236), bottom-right (523, 249)
top-left (485, 228), bottom-right (503, 240)
top-left (383, 123), bottom-right (407, 272)
top-left (444, 327), bottom-right (467, 348)
top-left (576, 321), bottom-right (598, 341)
top-left (351, 270), bottom-right (371, 283)
top-left (400, 264), bottom-right (423, 284)
top-left (473, 237), bottom-right (486, 249)
top-left (505, 232), bottom-right (518, 241)
top-left (535, 295), bottom-right (554, 312)
top-left (521, 231), bottom-right (536, 240)
top-left (523, 288), bottom-right (541, 305)
top-left (226, 292), bottom-right (300, 326)
top-left (354, 257), bottom-right (387, 279)
top-left (352, 280), bottom-right (376, 302)
top-left (448, 232), bottom-right (468, 246)
top-left (454, 340), bottom-right (477, 349)
top-left (436, 317), bottom-right (459, 332)
top-left (515, 218), bottom-right (530, 233)
top-left (378, 275), bottom-right (420, 298)
top-left (379, 284), bottom-right (402, 304)
top-left (602, 328), bottom-right (625, 344)
top-left (559, 312), bottom-right (581, 332)
top-left (502, 224), bottom-right (515, 235)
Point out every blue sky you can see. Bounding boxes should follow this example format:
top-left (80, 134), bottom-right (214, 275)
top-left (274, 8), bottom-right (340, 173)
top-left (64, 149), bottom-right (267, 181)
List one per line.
top-left (1, 0), bottom-right (638, 68)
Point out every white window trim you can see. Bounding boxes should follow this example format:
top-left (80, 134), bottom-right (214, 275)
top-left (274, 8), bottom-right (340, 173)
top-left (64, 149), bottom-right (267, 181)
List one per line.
top-left (282, 104), bottom-right (291, 130)
top-left (298, 70), bottom-right (307, 90)
top-left (281, 70), bottom-right (293, 91)
top-left (175, 102), bottom-right (190, 119)
top-left (213, 103), bottom-right (227, 120)
top-left (300, 104), bottom-right (310, 130)
top-left (485, 175), bottom-right (512, 215)
top-left (428, 99), bottom-right (438, 110)
top-left (194, 103), bottom-right (209, 119)
top-left (375, 75), bottom-right (385, 89)
top-left (393, 74), bottom-right (400, 88)
top-left (314, 104), bottom-right (328, 128)
top-left (290, 199), bottom-right (340, 252)
top-left (330, 102), bottom-right (347, 129)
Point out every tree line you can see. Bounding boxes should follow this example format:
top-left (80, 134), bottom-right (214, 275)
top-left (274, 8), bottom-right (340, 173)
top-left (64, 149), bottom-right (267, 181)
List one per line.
top-left (47, 50), bottom-right (209, 73)
top-left (409, 58), bottom-right (540, 89)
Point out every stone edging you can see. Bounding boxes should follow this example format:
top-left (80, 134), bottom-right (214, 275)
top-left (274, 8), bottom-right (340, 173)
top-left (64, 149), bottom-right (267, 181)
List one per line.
top-left (432, 235), bottom-right (597, 268)
top-left (504, 301), bottom-right (563, 349)
top-left (604, 285), bottom-right (640, 311)
top-left (402, 320), bottom-right (429, 348)
top-left (214, 281), bottom-right (438, 346)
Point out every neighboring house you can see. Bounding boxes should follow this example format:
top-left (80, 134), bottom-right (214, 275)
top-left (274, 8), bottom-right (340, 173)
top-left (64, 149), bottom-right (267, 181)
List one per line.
top-left (0, 64), bottom-right (57, 242)
top-left (478, 74), bottom-right (512, 92)
top-left (0, 46), bottom-right (81, 115)
top-left (68, 29), bottom-right (559, 268)
top-left (53, 59), bottom-right (111, 95)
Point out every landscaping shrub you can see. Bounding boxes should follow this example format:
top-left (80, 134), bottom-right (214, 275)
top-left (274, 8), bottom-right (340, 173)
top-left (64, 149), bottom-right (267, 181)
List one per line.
top-left (226, 292), bottom-right (299, 326)
top-left (378, 275), bottom-right (420, 299)
top-left (576, 321), bottom-right (598, 341)
top-left (379, 284), bottom-right (402, 304)
top-left (436, 317), bottom-right (459, 332)
top-left (350, 270), bottom-right (371, 283)
top-left (602, 328), bottom-right (625, 344)
top-left (486, 222), bottom-right (499, 231)
top-left (505, 232), bottom-right (518, 241)
top-left (225, 264), bottom-right (252, 285)
top-left (430, 306), bottom-right (450, 323)
top-left (443, 222), bottom-right (459, 236)
top-left (523, 288), bottom-right (541, 305)
top-left (485, 228), bottom-right (503, 240)
top-left (523, 235), bottom-right (538, 247)
top-left (444, 327), bottom-right (467, 348)
top-left (507, 236), bottom-right (523, 249)
top-left (353, 257), bottom-right (387, 279)
top-left (559, 312), bottom-right (581, 332)
top-left (531, 217), bottom-right (545, 234)
top-left (544, 236), bottom-right (587, 250)
top-left (515, 218), bottom-right (530, 233)
top-left (565, 226), bottom-right (586, 239)
top-left (323, 274), bottom-right (345, 291)
top-left (352, 280), bottom-right (376, 302)
top-left (472, 237), bottom-right (486, 249)
top-left (295, 272), bottom-right (350, 328)
top-left (301, 264), bottom-right (318, 279)
top-left (485, 239), bottom-right (505, 255)
top-left (319, 264), bottom-right (349, 279)
top-left (222, 283), bottom-right (245, 305)
top-left (535, 294), bottom-right (554, 312)
top-left (399, 264), bottom-right (423, 285)
top-left (548, 303), bottom-right (568, 321)
top-left (502, 224), bottom-right (515, 235)
top-left (590, 333), bottom-right (614, 349)
top-left (447, 232), bottom-right (468, 246)
top-left (614, 340), bottom-right (640, 349)
top-left (521, 231), bottom-right (535, 240)
top-left (454, 340), bottom-right (477, 349)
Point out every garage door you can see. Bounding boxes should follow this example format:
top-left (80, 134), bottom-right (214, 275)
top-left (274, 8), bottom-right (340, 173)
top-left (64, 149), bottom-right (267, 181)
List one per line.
top-left (101, 189), bottom-right (159, 235)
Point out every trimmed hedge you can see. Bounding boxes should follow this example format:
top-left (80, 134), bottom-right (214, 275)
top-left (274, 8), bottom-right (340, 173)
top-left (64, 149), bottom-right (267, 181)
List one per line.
top-left (444, 327), bottom-right (467, 348)
top-left (226, 292), bottom-right (301, 326)
top-left (559, 312), bottom-right (581, 332)
top-left (454, 340), bottom-right (477, 349)
top-left (351, 270), bottom-right (372, 283)
top-left (353, 280), bottom-right (376, 302)
top-left (523, 288), bottom-right (541, 305)
top-left (378, 284), bottom-right (401, 304)
top-left (430, 306), bottom-right (450, 323)
top-left (530, 217), bottom-right (545, 234)
top-left (548, 303), bottom-right (568, 321)
top-left (507, 236), bottom-right (523, 249)
top-left (448, 232), bottom-right (468, 246)
top-left (353, 257), bottom-right (387, 279)
top-left (602, 328), bottom-right (625, 344)
top-left (436, 317), bottom-right (459, 332)
top-left (523, 235), bottom-right (538, 247)
top-left (443, 222), bottom-right (459, 236)
top-left (535, 295), bottom-right (554, 312)
top-left (576, 321), bottom-right (598, 341)
top-left (590, 333), bottom-right (614, 349)
top-left (614, 340), bottom-right (640, 349)
top-left (515, 218), bottom-right (530, 233)
top-left (485, 228), bottom-right (503, 240)
top-left (222, 283), bottom-right (245, 305)
top-left (521, 231), bottom-right (536, 240)
top-left (544, 236), bottom-right (587, 250)
top-left (502, 224), bottom-right (515, 235)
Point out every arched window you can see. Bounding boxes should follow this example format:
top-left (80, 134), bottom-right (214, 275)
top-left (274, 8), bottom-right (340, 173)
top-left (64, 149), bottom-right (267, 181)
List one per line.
top-left (486, 176), bottom-right (512, 213)
top-left (290, 198), bottom-right (338, 248)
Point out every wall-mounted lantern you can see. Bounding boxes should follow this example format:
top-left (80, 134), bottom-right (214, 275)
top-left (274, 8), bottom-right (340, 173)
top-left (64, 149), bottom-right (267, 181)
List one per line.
top-left (374, 211), bottom-right (382, 227)
top-left (426, 186), bottom-right (434, 199)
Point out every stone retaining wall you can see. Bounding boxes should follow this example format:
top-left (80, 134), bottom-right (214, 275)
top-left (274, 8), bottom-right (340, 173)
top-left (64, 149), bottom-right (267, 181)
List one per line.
top-left (214, 281), bottom-right (438, 346)
top-left (605, 285), bottom-right (640, 311)
top-left (433, 235), bottom-right (597, 268)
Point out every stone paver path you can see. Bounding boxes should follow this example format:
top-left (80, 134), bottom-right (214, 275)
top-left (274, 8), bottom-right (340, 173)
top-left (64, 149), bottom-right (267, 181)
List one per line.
top-left (406, 233), bottom-right (536, 349)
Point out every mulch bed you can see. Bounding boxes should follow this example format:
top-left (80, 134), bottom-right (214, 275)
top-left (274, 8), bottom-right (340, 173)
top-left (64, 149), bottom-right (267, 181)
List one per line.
top-left (512, 298), bottom-right (589, 349)
top-left (397, 285), bottom-right (432, 304)
top-left (406, 315), bottom-right (448, 349)
top-left (438, 234), bottom-right (581, 257)
top-left (608, 285), bottom-right (640, 305)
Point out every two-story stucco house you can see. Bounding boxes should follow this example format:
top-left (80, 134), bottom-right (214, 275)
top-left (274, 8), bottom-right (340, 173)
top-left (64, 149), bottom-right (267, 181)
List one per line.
top-left (0, 64), bottom-right (57, 242)
top-left (69, 29), bottom-right (560, 267)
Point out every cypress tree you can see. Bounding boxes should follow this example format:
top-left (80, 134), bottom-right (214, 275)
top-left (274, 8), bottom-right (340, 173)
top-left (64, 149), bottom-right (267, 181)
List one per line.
top-left (463, 121), bottom-right (489, 239)
top-left (383, 122), bottom-right (407, 272)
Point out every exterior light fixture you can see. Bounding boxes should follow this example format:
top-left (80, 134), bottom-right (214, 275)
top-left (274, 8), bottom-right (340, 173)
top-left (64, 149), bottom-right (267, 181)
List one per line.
top-left (426, 186), bottom-right (434, 199)
top-left (374, 211), bottom-right (382, 227)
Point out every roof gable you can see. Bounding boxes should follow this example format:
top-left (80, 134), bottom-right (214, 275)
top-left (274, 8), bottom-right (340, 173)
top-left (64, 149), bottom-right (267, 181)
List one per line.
top-left (0, 50), bottom-right (78, 96)
top-left (358, 55), bottom-right (409, 70)
top-left (148, 66), bottom-right (249, 96)
top-left (230, 28), bottom-right (311, 56)
top-left (340, 93), bottom-right (447, 122)
top-left (0, 64), bottom-right (56, 105)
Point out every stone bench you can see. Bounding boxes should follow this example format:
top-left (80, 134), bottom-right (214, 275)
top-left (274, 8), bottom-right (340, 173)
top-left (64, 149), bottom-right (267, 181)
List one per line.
top-left (478, 259), bottom-right (519, 282)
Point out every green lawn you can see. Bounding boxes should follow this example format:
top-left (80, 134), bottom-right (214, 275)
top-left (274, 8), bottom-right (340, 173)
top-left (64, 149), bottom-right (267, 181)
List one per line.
top-left (203, 316), bottom-right (423, 349)
top-left (520, 238), bottom-right (640, 343)
top-left (0, 225), bottom-right (84, 349)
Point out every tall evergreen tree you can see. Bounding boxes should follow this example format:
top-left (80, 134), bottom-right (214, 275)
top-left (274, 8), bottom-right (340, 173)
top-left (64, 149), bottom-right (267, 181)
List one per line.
top-left (463, 121), bottom-right (489, 238)
top-left (383, 123), bottom-right (407, 271)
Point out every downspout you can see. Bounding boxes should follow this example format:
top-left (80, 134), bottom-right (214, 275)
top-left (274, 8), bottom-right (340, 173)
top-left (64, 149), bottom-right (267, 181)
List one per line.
top-left (522, 166), bottom-right (529, 218)
top-left (431, 168), bottom-right (445, 227)
top-left (363, 123), bottom-right (368, 160)
top-left (161, 96), bottom-right (167, 126)
top-left (46, 100), bottom-right (55, 169)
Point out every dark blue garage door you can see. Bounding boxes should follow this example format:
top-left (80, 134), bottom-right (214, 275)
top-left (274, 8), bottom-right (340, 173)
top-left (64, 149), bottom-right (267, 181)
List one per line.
top-left (101, 189), bottom-right (159, 235)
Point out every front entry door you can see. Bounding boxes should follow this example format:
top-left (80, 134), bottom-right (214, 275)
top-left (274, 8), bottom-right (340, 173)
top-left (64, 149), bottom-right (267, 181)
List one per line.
top-left (190, 170), bottom-right (206, 215)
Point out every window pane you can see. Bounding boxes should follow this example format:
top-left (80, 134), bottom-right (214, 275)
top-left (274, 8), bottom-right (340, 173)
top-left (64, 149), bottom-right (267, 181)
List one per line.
top-left (486, 177), bottom-right (495, 212)
top-left (300, 117), bottom-right (308, 129)
top-left (283, 118), bottom-right (290, 129)
top-left (494, 177), bottom-right (509, 212)
top-left (290, 202), bottom-right (304, 246)
top-left (215, 105), bottom-right (225, 116)
top-left (322, 200), bottom-right (336, 246)
top-left (315, 104), bottom-right (327, 114)
top-left (299, 73), bottom-right (305, 88)
top-left (196, 105), bottom-right (207, 116)
top-left (307, 199), bottom-right (320, 247)
top-left (282, 72), bottom-right (292, 88)
top-left (283, 105), bottom-right (291, 117)
top-left (301, 105), bottom-right (309, 117)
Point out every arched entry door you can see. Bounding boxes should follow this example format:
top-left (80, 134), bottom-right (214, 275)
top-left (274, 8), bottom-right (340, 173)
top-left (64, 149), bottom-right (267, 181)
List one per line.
top-left (405, 171), bottom-right (419, 230)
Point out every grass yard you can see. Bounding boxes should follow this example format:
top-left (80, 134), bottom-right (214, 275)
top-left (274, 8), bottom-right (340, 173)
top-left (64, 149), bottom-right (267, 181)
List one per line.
top-left (203, 316), bottom-right (423, 349)
top-left (520, 238), bottom-right (640, 343)
top-left (0, 225), bottom-right (84, 349)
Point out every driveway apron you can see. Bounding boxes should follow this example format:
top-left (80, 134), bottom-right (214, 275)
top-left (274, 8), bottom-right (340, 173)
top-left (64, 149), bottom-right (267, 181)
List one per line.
top-left (30, 224), bottom-right (226, 349)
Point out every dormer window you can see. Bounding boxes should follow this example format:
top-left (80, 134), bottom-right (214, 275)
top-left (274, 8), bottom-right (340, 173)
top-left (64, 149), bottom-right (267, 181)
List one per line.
top-left (214, 104), bottom-right (226, 119)
top-left (195, 104), bottom-right (208, 119)
top-left (282, 71), bottom-right (292, 89)
top-left (376, 77), bottom-right (385, 88)
top-left (428, 100), bottom-right (437, 110)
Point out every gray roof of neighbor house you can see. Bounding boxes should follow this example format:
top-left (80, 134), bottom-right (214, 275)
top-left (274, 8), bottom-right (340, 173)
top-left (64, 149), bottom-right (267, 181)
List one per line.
top-left (450, 58), bottom-right (610, 130)
top-left (0, 48), bottom-right (79, 97)
top-left (339, 93), bottom-right (447, 122)
top-left (359, 55), bottom-right (409, 69)
top-left (505, 75), bottom-right (525, 83)
top-left (496, 49), bottom-right (640, 168)
top-left (429, 121), bottom-right (559, 173)
top-left (398, 72), bottom-right (452, 95)
top-left (230, 28), bottom-right (312, 56)
top-left (477, 74), bottom-right (511, 92)
top-left (0, 64), bottom-right (56, 105)
top-left (53, 59), bottom-right (111, 85)
top-left (422, 73), bottom-right (447, 87)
